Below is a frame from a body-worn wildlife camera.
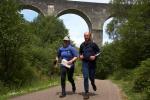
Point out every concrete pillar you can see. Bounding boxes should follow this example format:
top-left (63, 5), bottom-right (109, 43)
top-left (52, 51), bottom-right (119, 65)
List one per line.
top-left (47, 5), bottom-right (55, 15)
top-left (92, 29), bottom-right (103, 47)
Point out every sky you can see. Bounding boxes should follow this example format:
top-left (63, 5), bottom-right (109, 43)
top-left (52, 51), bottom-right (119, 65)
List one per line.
top-left (70, 0), bottom-right (110, 3)
top-left (20, 0), bottom-right (112, 47)
top-left (20, 10), bottom-right (38, 22)
top-left (59, 14), bottom-right (88, 47)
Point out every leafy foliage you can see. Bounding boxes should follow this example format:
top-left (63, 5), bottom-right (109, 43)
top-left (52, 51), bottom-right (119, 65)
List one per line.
top-left (28, 16), bottom-right (67, 77)
top-left (96, 42), bottom-right (120, 79)
top-left (0, 0), bottom-right (67, 91)
top-left (105, 0), bottom-right (150, 69)
top-left (0, 0), bottom-right (32, 86)
top-left (133, 58), bottom-right (150, 99)
top-left (96, 0), bottom-right (150, 99)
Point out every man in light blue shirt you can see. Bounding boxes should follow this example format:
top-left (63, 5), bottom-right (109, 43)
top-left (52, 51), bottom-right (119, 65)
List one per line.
top-left (57, 36), bottom-right (78, 98)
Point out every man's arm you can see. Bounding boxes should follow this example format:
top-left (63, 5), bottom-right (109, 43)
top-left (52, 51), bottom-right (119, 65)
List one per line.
top-left (68, 47), bottom-right (78, 64)
top-left (68, 57), bottom-right (78, 64)
top-left (93, 43), bottom-right (100, 56)
top-left (89, 43), bottom-right (100, 61)
top-left (53, 49), bottom-right (60, 68)
top-left (79, 43), bottom-right (84, 60)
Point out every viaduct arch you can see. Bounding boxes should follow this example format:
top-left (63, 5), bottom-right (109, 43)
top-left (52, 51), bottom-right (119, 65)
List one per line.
top-left (18, 0), bottom-right (110, 46)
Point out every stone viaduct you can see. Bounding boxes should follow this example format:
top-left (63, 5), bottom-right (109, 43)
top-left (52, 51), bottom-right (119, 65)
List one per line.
top-left (18, 0), bottom-right (111, 46)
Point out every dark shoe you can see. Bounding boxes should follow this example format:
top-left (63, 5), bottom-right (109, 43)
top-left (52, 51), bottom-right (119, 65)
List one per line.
top-left (83, 93), bottom-right (89, 99)
top-left (59, 93), bottom-right (66, 98)
top-left (92, 84), bottom-right (97, 91)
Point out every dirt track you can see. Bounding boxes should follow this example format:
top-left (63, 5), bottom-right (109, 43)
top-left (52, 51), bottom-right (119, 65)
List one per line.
top-left (10, 78), bottom-right (122, 100)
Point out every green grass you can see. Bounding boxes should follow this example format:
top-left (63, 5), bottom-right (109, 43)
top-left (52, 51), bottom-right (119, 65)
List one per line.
top-left (0, 76), bottom-right (60, 100)
top-left (74, 60), bottom-right (82, 76)
top-left (110, 77), bottom-right (143, 100)
top-left (0, 96), bottom-right (7, 100)
top-left (0, 61), bottom-right (82, 100)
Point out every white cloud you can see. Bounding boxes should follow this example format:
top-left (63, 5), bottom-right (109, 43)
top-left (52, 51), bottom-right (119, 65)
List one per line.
top-left (59, 14), bottom-right (113, 47)
top-left (59, 14), bottom-right (88, 47)
top-left (69, 0), bottom-right (110, 3)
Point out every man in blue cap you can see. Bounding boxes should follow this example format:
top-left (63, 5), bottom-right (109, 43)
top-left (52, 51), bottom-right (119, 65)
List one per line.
top-left (57, 36), bottom-right (78, 98)
top-left (79, 32), bottom-right (100, 99)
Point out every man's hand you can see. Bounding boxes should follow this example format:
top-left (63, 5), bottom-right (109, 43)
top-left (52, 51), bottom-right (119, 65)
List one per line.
top-left (67, 57), bottom-right (78, 65)
top-left (67, 60), bottom-right (73, 65)
top-left (53, 60), bottom-right (57, 65)
top-left (89, 56), bottom-right (96, 61)
top-left (79, 55), bottom-right (84, 60)
top-left (53, 57), bottom-right (59, 68)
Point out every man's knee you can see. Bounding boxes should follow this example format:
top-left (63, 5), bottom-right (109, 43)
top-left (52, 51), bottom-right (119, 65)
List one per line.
top-left (89, 74), bottom-right (95, 81)
top-left (83, 69), bottom-right (89, 79)
top-left (68, 76), bottom-right (73, 82)
top-left (61, 76), bottom-right (65, 82)
top-left (84, 75), bottom-right (88, 81)
top-left (61, 72), bottom-right (66, 81)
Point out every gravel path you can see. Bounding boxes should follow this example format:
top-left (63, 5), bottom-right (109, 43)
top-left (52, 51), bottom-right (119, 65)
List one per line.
top-left (10, 77), bottom-right (122, 100)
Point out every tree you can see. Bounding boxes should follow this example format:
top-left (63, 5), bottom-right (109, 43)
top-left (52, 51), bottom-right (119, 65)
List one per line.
top-left (100, 0), bottom-right (150, 98)
top-left (27, 15), bottom-right (68, 77)
top-left (0, 0), bottom-right (31, 85)
top-left (107, 0), bottom-right (150, 68)
top-left (0, 0), bottom-right (68, 87)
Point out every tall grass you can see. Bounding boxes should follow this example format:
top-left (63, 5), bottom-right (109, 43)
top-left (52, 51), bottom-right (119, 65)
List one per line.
top-left (0, 76), bottom-right (59, 100)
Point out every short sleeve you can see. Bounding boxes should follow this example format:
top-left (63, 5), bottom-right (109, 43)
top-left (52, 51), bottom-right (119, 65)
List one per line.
top-left (70, 47), bottom-right (78, 57)
top-left (79, 43), bottom-right (83, 55)
top-left (93, 43), bottom-right (100, 54)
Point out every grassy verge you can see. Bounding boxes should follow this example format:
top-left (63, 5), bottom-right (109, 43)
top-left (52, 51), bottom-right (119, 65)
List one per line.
top-left (0, 61), bottom-right (82, 100)
top-left (0, 76), bottom-right (60, 100)
top-left (110, 77), bottom-right (143, 100)
top-left (74, 60), bottom-right (82, 76)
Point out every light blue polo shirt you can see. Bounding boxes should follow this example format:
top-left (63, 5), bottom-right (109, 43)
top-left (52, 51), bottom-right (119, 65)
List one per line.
top-left (58, 45), bottom-right (78, 61)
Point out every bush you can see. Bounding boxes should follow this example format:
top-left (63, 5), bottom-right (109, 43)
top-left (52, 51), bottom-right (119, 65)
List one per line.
top-left (0, 81), bottom-right (9, 95)
top-left (144, 85), bottom-right (150, 100)
top-left (112, 68), bottom-right (133, 80)
top-left (133, 58), bottom-right (150, 99)
top-left (95, 63), bottom-right (111, 79)
top-left (96, 42), bottom-right (120, 79)
top-left (28, 15), bottom-right (67, 77)
top-left (0, 0), bottom-right (67, 88)
top-left (0, 0), bottom-right (32, 86)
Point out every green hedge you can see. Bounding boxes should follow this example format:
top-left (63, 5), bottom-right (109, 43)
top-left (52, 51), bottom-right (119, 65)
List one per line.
top-left (133, 58), bottom-right (150, 99)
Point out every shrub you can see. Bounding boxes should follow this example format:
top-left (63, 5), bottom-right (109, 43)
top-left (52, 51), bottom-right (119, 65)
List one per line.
top-left (96, 42), bottom-right (120, 79)
top-left (133, 58), bottom-right (150, 99)
top-left (0, 81), bottom-right (9, 95)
